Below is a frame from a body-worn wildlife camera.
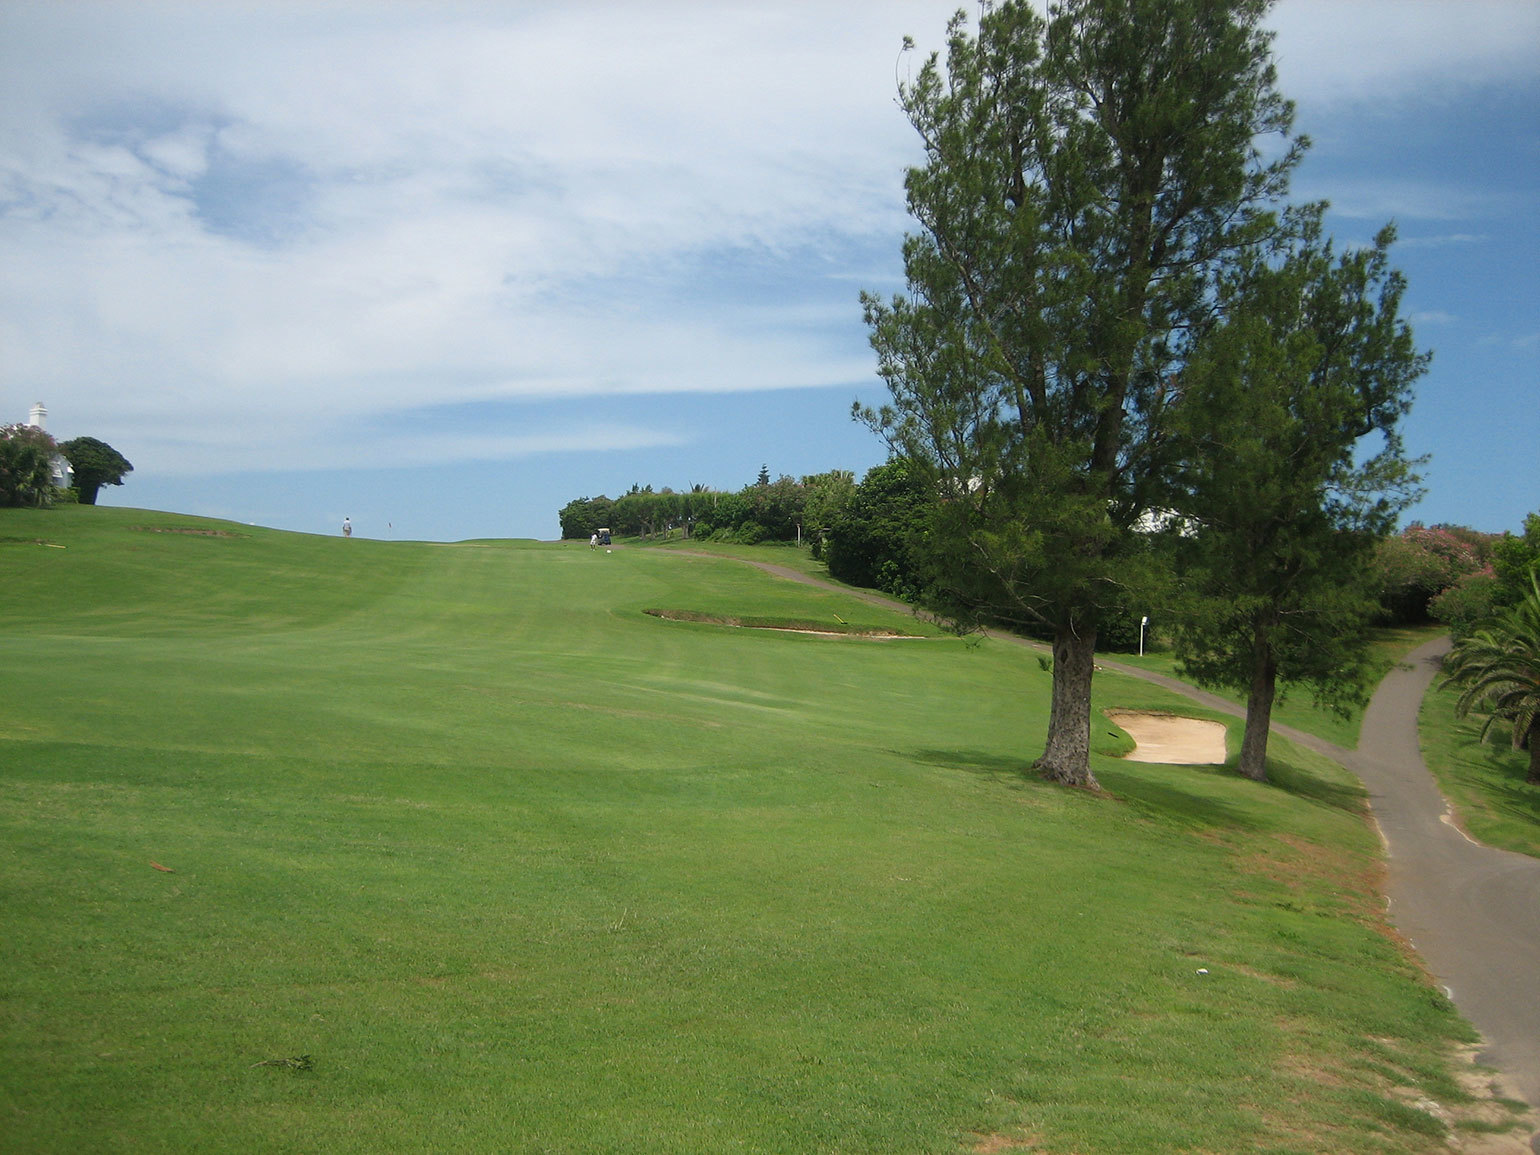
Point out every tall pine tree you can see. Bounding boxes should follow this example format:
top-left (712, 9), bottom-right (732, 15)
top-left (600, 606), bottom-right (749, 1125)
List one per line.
top-left (861, 0), bottom-right (1300, 786)
top-left (1166, 211), bottom-right (1428, 781)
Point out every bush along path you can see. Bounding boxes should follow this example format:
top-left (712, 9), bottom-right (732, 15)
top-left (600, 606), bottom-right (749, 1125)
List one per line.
top-left (712, 554), bottom-right (1540, 1131)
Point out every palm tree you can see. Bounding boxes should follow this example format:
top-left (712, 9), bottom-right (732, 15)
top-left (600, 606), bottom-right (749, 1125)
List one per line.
top-left (1441, 570), bottom-right (1540, 783)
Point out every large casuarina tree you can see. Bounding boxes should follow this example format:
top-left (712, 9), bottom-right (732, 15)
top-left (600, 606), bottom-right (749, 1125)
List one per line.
top-left (60, 436), bottom-right (132, 505)
top-left (860, 0), bottom-right (1301, 786)
top-left (1166, 211), bottom-right (1428, 781)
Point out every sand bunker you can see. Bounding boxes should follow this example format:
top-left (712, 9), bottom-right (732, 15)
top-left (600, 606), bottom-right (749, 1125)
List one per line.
top-left (1106, 710), bottom-right (1228, 765)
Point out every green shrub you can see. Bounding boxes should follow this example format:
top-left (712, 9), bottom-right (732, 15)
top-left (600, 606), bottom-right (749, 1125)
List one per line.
top-left (825, 460), bottom-right (929, 595)
top-left (1430, 569), bottom-right (1499, 638)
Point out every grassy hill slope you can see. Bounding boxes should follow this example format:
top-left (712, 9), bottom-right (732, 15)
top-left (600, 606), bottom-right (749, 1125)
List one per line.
top-left (0, 506), bottom-right (1501, 1153)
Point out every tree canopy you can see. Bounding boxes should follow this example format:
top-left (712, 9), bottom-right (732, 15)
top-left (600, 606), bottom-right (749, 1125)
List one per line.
top-left (557, 471), bottom-right (857, 547)
top-left (1164, 212), bottom-right (1427, 780)
top-left (0, 423), bottom-right (59, 507)
top-left (824, 460), bottom-right (931, 600)
top-left (860, 0), bottom-right (1302, 786)
top-left (60, 436), bottom-right (133, 505)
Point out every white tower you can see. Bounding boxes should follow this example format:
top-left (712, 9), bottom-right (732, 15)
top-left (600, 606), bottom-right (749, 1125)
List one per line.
top-left (23, 403), bottom-right (71, 488)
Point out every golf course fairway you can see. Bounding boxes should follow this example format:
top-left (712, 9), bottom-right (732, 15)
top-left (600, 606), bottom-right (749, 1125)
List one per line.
top-left (0, 506), bottom-right (1515, 1153)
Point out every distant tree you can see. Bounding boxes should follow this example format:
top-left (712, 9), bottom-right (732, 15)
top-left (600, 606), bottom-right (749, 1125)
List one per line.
top-left (59, 437), bottom-right (132, 505)
top-left (744, 475), bottom-right (806, 541)
top-left (558, 496), bottom-right (614, 540)
top-left (1372, 523), bottom-right (1495, 624)
top-left (707, 491), bottom-right (750, 538)
top-left (859, 0), bottom-right (1302, 785)
top-left (1429, 569), bottom-right (1500, 640)
top-left (679, 483), bottom-right (714, 538)
top-left (610, 491), bottom-right (658, 537)
top-left (1441, 570), bottom-right (1540, 784)
top-left (1165, 213), bottom-right (1427, 781)
top-left (0, 423), bottom-right (60, 506)
top-left (825, 460), bottom-right (930, 600)
top-left (756, 464), bottom-right (770, 487)
top-left (1491, 512), bottom-right (1540, 609)
top-left (801, 470), bottom-right (857, 558)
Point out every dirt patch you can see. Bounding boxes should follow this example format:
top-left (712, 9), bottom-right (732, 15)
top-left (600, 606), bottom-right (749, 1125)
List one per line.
top-left (966, 1132), bottom-right (1037, 1153)
top-left (1106, 709), bottom-right (1228, 765)
top-left (131, 525), bottom-right (245, 538)
top-left (644, 609), bottom-right (923, 639)
top-left (1378, 1043), bottom-right (1538, 1153)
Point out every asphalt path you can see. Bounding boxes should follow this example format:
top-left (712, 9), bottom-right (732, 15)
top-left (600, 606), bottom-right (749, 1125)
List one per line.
top-left (1315, 640), bottom-right (1540, 1118)
top-left (727, 558), bottom-right (1540, 1126)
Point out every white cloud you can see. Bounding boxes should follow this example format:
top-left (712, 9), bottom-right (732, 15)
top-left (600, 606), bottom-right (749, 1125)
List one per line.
top-left (136, 418), bottom-right (694, 477)
top-left (1, 0), bottom-right (1534, 492)
top-left (1267, 0), bottom-right (1540, 105)
top-left (0, 1), bottom-right (936, 475)
top-left (1398, 233), bottom-right (1489, 249)
top-left (1295, 175), bottom-right (1512, 222)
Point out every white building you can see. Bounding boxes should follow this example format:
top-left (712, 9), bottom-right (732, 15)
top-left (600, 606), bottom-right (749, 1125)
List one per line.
top-left (23, 402), bottom-right (74, 490)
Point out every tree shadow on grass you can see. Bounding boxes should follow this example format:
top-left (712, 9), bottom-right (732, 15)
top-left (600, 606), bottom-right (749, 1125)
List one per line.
top-left (909, 741), bottom-right (1378, 837)
top-left (1456, 737), bottom-right (1540, 826)
top-left (909, 746), bottom-right (1264, 833)
top-left (907, 747), bottom-right (1045, 794)
top-left (1262, 756), bottom-right (1368, 818)
top-left (1093, 764), bottom-right (1264, 834)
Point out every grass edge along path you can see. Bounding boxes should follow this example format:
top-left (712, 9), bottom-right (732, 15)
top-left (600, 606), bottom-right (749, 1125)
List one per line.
top-left (1418, 679), bottom-right (1540, 859)
top-left (0, 506), bottom-right (1526, 1153)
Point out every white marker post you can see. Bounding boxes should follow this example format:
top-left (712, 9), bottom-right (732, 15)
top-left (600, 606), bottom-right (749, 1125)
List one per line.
top-left (1139, 615), bottom-right (1149, 657)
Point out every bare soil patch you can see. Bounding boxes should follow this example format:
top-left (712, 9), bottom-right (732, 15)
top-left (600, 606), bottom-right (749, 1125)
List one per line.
top-left (1106, 709), bottom-right (1228, 765)
top-left (131, 525), bottom-right (245, 538)
top-left (644, 609), bottom-right (923, 639)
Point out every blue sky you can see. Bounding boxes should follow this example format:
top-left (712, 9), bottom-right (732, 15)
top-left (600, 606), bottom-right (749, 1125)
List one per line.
top-left (2, 1), bottom-right (1535, 542)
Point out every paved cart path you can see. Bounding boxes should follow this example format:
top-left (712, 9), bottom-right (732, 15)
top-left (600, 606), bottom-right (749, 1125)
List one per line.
top-left (1309, 640), bottom-right (1539, 1109)
top-left (726, 558), bottom-right (1540, 1123)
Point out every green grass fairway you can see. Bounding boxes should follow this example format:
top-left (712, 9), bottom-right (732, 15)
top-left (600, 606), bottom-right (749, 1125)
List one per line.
top-left (0, 507), bottom-right (1494, 1153)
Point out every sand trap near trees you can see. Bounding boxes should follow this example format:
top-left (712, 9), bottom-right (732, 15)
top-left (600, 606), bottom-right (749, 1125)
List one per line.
top-left (1106, 710), bottom-right (1228, 765)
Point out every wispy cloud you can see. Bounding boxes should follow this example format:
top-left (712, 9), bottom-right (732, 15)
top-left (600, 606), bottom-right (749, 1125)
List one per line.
top-left (1267, 0), bottom-right (1540, 104)
top-left (1294, 176), bottom-right (1511, 223)
top-left (0, 2), bottom-right (931, 475)
top-left (1, 0), bottom-right (1535, 525)
top-left (1398, 233), bottom-right (1489, 250)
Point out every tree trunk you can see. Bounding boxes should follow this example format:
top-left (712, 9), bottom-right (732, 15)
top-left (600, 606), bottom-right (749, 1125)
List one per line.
top-left (1237, 622), bottom-right (1278, 782)
top-left (78, 480), bottom-right (101, 505)
top-left (1034, 623), bottom-right (1099, 789)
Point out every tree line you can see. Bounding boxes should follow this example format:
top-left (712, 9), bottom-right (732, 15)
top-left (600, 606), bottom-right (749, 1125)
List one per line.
top-left (559, 467), bottom-right (857, 550)
top-left (561, 458), bottom-right (1536, 639)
